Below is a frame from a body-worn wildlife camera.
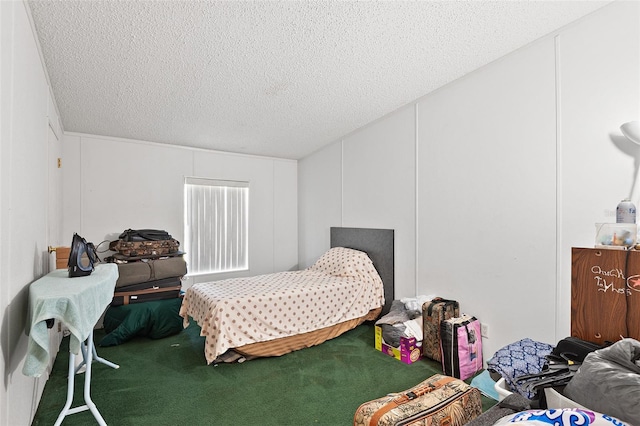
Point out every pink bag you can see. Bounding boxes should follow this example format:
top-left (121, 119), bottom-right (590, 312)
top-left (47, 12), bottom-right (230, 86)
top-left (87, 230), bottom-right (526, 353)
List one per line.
top-left (440, 315), bottom-right (483, 380)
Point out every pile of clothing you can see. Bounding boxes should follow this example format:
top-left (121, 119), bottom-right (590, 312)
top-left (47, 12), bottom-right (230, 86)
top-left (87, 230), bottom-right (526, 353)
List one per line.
top-left (375, 296), bottom-right (431, 347)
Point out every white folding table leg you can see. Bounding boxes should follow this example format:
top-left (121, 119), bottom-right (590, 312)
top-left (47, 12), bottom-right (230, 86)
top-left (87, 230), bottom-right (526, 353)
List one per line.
top-left (53, 352), bottom-right (78, 426)
top-left (75, 341), bottom-right (88, 374)
top-left (54, 333), bottom-right (108, 426)
top-left (75, 333), bottom-right (120, 373)
top-left (80, 332), bottom-right (107, 426)
top-left (90, 340), bottom-right (119, 369)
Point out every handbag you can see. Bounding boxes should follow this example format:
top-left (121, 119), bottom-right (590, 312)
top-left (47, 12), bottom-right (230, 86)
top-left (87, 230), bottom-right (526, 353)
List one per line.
top-left (68, 233), bottom-right (98, 277)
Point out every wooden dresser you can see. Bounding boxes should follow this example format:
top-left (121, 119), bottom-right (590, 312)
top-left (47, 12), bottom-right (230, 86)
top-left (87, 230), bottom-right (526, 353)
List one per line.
top-left (571, 247), bottom-right (640, 345)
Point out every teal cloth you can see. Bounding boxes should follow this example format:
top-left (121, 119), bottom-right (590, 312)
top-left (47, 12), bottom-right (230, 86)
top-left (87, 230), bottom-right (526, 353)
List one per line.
top-left (470, 369), bottom-right (500, 401)
top-left (22, 263), bottom-right (119, 377)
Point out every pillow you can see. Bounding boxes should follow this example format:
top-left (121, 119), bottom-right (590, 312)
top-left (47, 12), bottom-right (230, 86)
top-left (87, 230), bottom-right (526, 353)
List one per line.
top-left (100, 298), bottom-right (183, 346)
top-left (307, 246), bottom-right (372, 278)
top-left (494, 409), bottom-right (630, 426)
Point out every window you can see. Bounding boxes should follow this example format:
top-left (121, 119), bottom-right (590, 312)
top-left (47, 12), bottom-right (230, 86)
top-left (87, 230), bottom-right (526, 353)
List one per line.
top-left (184, 177), bottom-right (249, 275)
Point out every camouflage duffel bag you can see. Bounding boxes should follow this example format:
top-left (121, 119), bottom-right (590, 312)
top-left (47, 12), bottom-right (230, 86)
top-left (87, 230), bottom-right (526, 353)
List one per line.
top-left (109, 238), bottom-right (180, 257)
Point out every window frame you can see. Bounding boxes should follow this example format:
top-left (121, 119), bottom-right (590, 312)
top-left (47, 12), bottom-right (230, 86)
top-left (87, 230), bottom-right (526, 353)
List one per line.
top-left (183, 177), bottom-right (249, 276)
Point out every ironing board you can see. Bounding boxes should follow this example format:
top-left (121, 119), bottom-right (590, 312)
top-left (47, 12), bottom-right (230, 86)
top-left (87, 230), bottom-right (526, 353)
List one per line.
top-left (23, 263), bottom-right (119, 425)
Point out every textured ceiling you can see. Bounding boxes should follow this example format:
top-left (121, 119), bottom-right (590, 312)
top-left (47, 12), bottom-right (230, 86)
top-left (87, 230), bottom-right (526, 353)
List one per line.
top-left (28, 0), bottom-right (611, 160)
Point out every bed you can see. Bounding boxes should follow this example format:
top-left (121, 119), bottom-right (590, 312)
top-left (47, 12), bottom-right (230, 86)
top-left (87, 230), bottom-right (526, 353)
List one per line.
top-left (179, 227), bottom-right (394, 364)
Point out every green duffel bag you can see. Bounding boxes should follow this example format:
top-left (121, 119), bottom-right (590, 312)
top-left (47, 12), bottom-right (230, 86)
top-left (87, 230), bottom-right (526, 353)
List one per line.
top-left (114, 256), bottom-right (187, 288)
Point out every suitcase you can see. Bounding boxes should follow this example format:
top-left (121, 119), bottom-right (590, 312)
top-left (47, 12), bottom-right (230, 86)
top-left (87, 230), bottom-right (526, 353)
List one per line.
top-left (549, 336), bottom-right (602, 363)
top-left (422, 298), bottom-right (459, 362)
top-left (111, 277), bottom-right (182, 306)
top-left (109, 238), bottom-right (180, 257)
top-left (353, 374), bottom-right (482, 426)
top-left (115, 256), bottom-right (187, 288)
top-left (440, 315), bottom-right (483, 380)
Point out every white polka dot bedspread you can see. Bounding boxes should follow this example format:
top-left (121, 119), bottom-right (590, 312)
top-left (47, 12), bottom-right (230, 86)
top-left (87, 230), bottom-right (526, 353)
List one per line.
top-left (179, 247), bottom-right (385, 364)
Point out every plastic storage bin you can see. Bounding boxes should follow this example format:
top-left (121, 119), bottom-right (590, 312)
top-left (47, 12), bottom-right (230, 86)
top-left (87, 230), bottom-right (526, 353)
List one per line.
top-left (595, 223), bottom-right (637, 248)
top-left (544, 387), bottom-right (588, 409)
top-left (494, 378), bottom-right (512, 401)
top-left (495, 379), bottom-right (588, 409)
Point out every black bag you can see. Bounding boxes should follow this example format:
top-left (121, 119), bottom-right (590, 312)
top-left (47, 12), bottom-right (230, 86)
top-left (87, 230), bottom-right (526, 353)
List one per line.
top-left (118, 229), bottom-right (173, 242)
top-left (68, 233), bottom-right (98, 278)
top-left (549, 336), bottom-right (602, 364)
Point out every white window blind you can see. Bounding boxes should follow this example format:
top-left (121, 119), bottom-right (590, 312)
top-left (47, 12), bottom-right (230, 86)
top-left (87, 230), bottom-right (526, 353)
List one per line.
top-left (184, 177), bottom-right (249, 275)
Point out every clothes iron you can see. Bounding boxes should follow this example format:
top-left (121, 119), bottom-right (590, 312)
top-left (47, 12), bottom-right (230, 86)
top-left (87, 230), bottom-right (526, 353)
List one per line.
top-left (68, 233), bottom-right (98, 278)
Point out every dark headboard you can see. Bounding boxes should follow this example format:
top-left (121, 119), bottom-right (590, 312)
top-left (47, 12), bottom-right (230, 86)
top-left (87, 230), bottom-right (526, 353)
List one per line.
top-left (330, 227), bottom-right (394, 315)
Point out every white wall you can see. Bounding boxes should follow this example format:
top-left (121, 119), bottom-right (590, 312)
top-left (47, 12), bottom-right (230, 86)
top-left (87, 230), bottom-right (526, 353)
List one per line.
top-left (418, 36), bottom-right (558, 355)
top-left (298, 104), bottom-right (417, 300)
top-left (298, 141), bottom-right (343, 268)
top-left (1, 2), bottom-right (64, 424)
top-left (62, 133), bottom-right (299, 285)
top-left (298, 0), bottom-right (639, 361)
top-left (343, 105), bottom-right (416, 299)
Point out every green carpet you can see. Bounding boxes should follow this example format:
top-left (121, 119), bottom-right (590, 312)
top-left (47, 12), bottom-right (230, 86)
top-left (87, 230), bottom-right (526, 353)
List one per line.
top-left (32, 322), bottom-right (496, 425)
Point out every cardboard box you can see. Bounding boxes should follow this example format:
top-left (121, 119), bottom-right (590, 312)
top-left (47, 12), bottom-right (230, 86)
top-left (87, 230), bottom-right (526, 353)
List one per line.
top-left (374, 325), bottom-right (422, 364)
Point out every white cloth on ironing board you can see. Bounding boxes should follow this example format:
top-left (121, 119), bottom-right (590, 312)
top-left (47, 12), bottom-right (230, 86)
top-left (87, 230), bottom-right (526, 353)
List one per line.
top-left (22, 263), bottom-right (118, 377)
